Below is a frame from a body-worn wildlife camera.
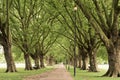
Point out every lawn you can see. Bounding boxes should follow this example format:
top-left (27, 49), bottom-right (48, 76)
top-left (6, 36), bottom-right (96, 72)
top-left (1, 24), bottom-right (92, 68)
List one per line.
top-left (69, 68), bottom-right (120, 80)
top-left (0, 67), bottom-right (53, 80)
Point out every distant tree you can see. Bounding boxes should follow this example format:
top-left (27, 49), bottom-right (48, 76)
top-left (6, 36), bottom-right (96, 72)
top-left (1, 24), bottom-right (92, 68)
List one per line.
top-left (47, 0), bottom-right (101, 72)
top-left (35, 29), bottom-right (58, 68)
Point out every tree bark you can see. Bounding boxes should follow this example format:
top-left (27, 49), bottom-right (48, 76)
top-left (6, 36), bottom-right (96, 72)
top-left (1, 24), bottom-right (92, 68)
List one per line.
top-left (34, 57), bottom-right (40, 69)
top-left (39, 54), bottom-right (45, 68)
top-left (30, 53), bottom-right (40, 69)
top-left (24, 53), bottom-right (32, 70)
top-left (48, 56), bottom-right (54, 66)
top-left (81, 53), bottom-right (89, 70)
top-left (77, 46), bottom-right (82, 68)
top-left (103, 40), bottom-right (120, 77)
top-left (78, 53), bottom-right (82, 69)
top-left (3, 44), bottom-right (17, 72)
top-left (78, 58), bottom-right (82, 69)
top-left (1, 21), bottom-right (17, 72)
top-left (89, 50), bottom-right (98, 72)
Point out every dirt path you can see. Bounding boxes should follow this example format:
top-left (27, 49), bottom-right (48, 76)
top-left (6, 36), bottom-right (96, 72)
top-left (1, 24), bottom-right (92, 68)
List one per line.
top-left (24, 63), bottom-right (73, 80)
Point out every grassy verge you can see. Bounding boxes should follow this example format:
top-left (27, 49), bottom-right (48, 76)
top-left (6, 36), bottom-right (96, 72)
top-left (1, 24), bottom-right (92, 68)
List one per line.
top-left (68, 68), bottom-right (120, 80)
top-left (0, 67), bottom-right (53, 80)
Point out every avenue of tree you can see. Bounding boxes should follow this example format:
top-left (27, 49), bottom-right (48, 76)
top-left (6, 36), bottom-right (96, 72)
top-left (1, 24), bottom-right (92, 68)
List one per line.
top-left (0, 0), bottom-right (120, 78)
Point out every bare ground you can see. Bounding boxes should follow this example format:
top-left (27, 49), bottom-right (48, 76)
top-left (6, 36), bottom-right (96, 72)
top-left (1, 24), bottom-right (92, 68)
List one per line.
top-left (24, 63), bottom-right (73, 80)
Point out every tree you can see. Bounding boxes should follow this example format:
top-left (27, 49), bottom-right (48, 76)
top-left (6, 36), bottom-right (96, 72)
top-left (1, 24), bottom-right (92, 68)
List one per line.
top-left (56, 38), bottom-right (75, 65)
top-left (75, 0), bottom-right (120, 77)
top-left (0, 0), bottom-right (17, 72)
top-left (47, 0), bottom-right (100, 72)
top-left (36, 28), bottom-right (59, 68)
top-left (10, 0), bottom-right (43, 70)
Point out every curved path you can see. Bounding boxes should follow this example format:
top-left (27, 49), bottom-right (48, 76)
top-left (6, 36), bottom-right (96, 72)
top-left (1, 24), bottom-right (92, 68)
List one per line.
top-left (24, 63), bottom-right (73, 80)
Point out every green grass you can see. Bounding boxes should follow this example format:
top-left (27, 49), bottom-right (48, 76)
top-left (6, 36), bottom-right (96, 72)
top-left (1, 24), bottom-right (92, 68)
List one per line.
top-left (69, 68), bottom-right (120, 80)
top-left (0, 67), bottom-right (53, 80)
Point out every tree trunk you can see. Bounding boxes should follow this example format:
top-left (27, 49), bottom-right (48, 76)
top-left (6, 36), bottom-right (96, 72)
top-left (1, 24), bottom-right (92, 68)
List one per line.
top-left (89, 50), bottom-right (98, 72)
top-left (69, 57), bottom-right (74, 66)
top-left (81, 53), bottom-right (89, 70)
top-left (30, 53), bottom-right (40, 69)
top-left (103, 42), bottom-right (120, 77)
top-left (78, 50), bottom-right (82, 69)
top-left (3, 44), bottom-right (17, 72)
top-left (34, 57), bottom-right (40, 69)
top-left (24, 53), bottom-right (32, 70)
top-left (0, 0), bottom-right (17, 72)
top-left (40, 54), bottom-right (45, 68)
top-left (48, 56), bottom-right (53, 66)
top-left (78, 57), bottom-right (82, 69)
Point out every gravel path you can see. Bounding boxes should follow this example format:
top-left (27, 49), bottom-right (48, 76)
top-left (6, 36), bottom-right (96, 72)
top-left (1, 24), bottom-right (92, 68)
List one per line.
top-left (24, 63), bottom-right (73, 80)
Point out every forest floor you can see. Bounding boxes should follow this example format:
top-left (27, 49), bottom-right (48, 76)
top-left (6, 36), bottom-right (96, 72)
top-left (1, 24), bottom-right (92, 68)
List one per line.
top-left (24, 63), bottom-right (73, 80)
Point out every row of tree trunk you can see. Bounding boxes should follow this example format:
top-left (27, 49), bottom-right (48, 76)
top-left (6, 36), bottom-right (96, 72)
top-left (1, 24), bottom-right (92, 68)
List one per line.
top-left (67, 45), bottom-right (98, 72)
